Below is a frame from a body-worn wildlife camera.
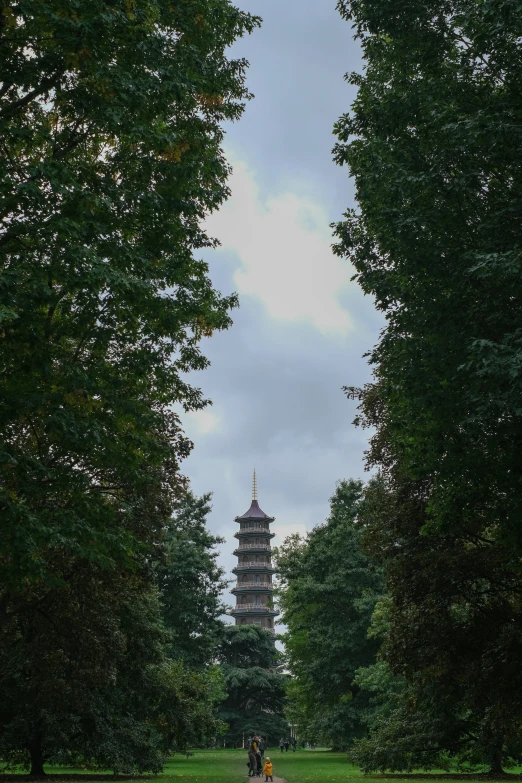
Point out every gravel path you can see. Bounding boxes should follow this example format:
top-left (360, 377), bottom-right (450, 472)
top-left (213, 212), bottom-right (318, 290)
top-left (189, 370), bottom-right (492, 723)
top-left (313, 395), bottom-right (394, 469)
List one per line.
top-left (246, 777), bottom-right (286, 783)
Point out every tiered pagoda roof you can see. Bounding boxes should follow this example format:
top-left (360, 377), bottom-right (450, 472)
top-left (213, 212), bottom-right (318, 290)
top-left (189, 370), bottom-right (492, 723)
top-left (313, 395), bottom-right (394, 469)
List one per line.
top-left (230, 471), bottom-right (278, 632)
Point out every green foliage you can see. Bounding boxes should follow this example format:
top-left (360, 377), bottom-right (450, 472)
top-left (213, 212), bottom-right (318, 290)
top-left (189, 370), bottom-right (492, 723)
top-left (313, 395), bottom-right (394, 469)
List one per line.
top-left (276, 480), bottom-right (384, 749)
top-left (333, 0), bottom-right (522, 771)
top-left (334, 0), bottom-right (522, 543)
top-left (360, 475), bottom-right (522, 771)
top-left (0, 564), bottom-right (223, 773)
top-left (0, 0), bottom-right (259, 595)
top-left (0, 0), bottom-right (259, 772)
top-left (349, 607), bottom-right (465, 773)
top-left (216, 625), bottom-right (288, 745)
top-left (159, 490), bottom-right (227, 668)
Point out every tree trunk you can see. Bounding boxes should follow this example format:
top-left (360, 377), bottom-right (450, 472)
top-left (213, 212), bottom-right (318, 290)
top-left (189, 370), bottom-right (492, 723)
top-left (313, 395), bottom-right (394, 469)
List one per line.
top-left (28, 731), bottom-right (45, 777)
top-left (489, 746), bottom-right (504, 777)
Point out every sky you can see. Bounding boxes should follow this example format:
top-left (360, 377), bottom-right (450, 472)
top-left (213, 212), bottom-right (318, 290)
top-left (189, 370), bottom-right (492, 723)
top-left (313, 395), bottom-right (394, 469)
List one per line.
top-left (180, 0), bottom-right (383, 615)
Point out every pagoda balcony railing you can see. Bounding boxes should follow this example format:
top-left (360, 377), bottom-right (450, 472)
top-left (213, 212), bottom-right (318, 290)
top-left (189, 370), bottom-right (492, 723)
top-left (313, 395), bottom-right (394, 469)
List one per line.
top-left (231, 604), bottom-right (278, 613)
top-left (233, 582), bottom-right (272, 590)
top-left (233, 562), bottom-right (273, 569)
top-left (234, 543), bottom-right (272, 551)
top-left (237, 526), bottom-right (271, 534)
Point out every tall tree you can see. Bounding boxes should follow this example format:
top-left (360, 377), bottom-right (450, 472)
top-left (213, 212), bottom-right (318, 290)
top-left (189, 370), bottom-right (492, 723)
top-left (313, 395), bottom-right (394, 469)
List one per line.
top-left (276, 480), bottom-right (384, 749)
top-left (334, 0), bottom-right (522, 770)
top-left (0, 0), bottom-right (259, 771)
top-left (0, 565), bottom-right (224, 774)
top-left (0, 0), bottom-right (259, 601)
top-left (159, 490), bottom-right (228, 668)
top-left (216, 625), bottom-right (288, 746)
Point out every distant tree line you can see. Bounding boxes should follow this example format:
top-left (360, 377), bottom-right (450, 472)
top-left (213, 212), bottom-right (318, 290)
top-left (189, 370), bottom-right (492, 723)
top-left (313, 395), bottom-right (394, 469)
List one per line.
top-left (277, 0), bottom-right (522, 774)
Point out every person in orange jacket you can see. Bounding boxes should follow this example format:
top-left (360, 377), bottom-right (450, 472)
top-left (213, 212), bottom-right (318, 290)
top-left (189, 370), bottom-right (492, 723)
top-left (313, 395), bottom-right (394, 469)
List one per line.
top-left (263, 756), bottom-right (273, 782)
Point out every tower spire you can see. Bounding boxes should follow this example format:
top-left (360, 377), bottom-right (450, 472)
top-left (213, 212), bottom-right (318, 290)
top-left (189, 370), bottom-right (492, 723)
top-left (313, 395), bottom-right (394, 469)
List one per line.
top-left (252, 468), bottom-right (257, 501)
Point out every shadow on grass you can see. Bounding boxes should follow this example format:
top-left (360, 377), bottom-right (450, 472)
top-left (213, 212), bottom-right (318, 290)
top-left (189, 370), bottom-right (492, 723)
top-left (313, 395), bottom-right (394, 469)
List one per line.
top-left (0, 776), bottom-right (155, 781)
top-left (368, 776), bottom-right (522, 781)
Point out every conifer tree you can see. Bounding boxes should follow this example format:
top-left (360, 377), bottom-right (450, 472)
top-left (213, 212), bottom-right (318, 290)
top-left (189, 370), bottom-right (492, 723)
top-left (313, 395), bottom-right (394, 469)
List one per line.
top-left (216, 625), bottom-right (288, 746)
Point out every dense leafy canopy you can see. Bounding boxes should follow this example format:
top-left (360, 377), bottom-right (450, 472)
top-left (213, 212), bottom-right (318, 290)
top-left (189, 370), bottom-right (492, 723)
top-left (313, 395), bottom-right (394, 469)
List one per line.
top-left (335, 0), bottom-right (522, 539)
top-left (0, 562), bottom-right (224, 774)
top-left (355, 474), bottom-right (522, 772)
top-left (0, 0), bottom-right (258, 772)
top-left (276, 480), bottom-right (383, 749)
top-left (159, 490), bottom-right (227, 668)
top-left (334, 0), bottom-right (522, 771)
top-left (216, 625), bottom-right (288, 746)
top-left (0, 0), bottom-right (259, 596)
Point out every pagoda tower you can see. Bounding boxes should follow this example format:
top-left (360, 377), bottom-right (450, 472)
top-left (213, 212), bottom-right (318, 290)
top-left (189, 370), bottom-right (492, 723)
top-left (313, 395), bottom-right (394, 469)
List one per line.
top-left (230, 471), bottom-right (278, 633)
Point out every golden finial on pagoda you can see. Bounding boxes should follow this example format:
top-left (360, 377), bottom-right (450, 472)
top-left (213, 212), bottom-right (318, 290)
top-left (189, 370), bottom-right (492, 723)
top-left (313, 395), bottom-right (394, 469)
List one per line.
top-left (252, 468), bottom-right (257, 501)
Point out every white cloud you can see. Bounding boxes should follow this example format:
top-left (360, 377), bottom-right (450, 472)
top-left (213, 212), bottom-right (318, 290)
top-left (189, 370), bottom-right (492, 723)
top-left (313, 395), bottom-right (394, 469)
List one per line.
top-left (206, 155), bottom-right (353, 335)
top-left (185, 408), bottom-right (221, 435)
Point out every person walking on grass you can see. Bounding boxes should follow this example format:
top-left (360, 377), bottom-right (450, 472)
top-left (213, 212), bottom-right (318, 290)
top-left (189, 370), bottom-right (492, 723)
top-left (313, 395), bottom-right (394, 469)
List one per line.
top-left (291, 736), bottom-right (296, 752)
top-left (263, 757), bottom-right (273, 782)
top-left (284, 738), bottom-right (290, 752)
top-left (279, 737), bottom-right (284, 753)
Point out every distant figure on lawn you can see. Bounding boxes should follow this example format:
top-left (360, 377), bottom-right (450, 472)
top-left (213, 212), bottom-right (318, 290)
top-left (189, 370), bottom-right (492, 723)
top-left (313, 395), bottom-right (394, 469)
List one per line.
top-left (263, 756), bottom-right (274, 782)
top-left (291, 737), bottom-right (297, 752)
top-left (284, 738), bottom-right (290, 752)
top-left (279, 737), bottom-right (284, 752)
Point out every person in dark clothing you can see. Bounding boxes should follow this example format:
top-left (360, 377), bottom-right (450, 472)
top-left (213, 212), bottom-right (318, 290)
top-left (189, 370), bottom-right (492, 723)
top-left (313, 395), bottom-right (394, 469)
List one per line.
top-left (279, 738), bottom-right (284, 753)
top-left (259, 738), bottom-right (265, 758)
top-left (291, 737), bottom-right (297, 752)
top-left (252, 736), bottom-right (262, 777)
top-left (284, 739), bottom-right (290, 752)
top-left (248, 737), bottom-right (258, 777)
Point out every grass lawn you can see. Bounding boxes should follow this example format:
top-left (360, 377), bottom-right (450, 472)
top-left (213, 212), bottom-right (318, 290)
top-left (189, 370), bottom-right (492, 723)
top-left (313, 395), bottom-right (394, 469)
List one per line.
top-left (46, 749), bottom-right (367, 782)
top-left (162, 749), bottom-right (247, 781)
top-left (2, 750), bottom-right (359, 783)
top-left (267, 748), bottom-right (375, 783)
top-left (26, 750), bottom-right (247, 782)
top-left (164, 749), bottom-right (520, 783)
top-left (165, 748), bottom-right (360, 783)
top-left (11, 749), bottom-right (520, 783)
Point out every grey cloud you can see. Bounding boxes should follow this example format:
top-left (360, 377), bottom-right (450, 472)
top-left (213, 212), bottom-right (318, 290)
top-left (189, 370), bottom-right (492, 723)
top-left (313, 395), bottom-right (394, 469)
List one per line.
top-left (182, 293), bottom-right (381, 603)
top-left (226, 0), bottom-right (363, 212)
top-left (178, 1), bottom-right (380, 613)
